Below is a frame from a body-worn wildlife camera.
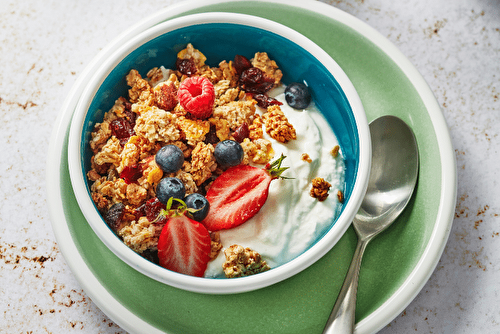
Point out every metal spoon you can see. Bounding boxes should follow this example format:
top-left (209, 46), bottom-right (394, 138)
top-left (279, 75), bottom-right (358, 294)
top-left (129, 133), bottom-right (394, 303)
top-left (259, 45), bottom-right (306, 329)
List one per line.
top-left (322, 115), bottom-right (419, 334)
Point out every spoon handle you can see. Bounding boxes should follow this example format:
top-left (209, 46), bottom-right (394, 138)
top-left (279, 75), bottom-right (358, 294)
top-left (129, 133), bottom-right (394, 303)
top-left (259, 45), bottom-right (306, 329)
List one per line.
top-left (322, 237), bottom-right (369, 334)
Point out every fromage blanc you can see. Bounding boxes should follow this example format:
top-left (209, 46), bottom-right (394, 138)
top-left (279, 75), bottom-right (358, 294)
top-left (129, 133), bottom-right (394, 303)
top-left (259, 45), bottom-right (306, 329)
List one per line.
top-left (204, 88), bottom-right (345, 277)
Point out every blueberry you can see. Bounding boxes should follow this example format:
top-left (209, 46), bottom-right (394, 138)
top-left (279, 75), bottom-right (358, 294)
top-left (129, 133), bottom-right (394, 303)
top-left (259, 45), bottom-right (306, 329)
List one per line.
top-left (156, 177), bottom-right (186, 204)
top-left (214, 140), bottom-right (244, 168)
top-left (155, 145), bottom-right (184, 173)
top-left (184, 193), bottom-right (210, 221)
top-left (285, 82), bottom-right (311, 109)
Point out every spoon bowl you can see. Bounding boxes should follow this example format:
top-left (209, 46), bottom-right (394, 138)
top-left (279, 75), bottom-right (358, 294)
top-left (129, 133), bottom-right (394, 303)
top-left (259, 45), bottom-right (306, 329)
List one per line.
top-left (323, 115), bottom-right (419, 333)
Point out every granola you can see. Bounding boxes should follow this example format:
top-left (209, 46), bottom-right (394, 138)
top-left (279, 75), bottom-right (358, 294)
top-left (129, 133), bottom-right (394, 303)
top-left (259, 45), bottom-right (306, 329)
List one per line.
top-left (86, 43), bottom-right (345, 279)
top-left (87, 44), bottom-right (291, 265)
top-left (310, 177), bottom-right (332, 202)
top-left (222, 244), bottom-right (270, 278)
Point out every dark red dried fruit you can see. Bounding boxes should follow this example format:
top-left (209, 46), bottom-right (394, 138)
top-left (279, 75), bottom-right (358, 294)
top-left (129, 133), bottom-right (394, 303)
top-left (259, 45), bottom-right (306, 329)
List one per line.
top-left (239, 67), bottom-right (275, 94)
top-left (119, 164), bottom-right (142, 184)
top-left (144, 197), bottom-right (166, 222)
top-left (110, 118), bottom-right (135, 145)
top-left (233, 55), bottom-right (252, 75)
top-left (155, 83), bottom-right (177, 111)
top-left (232, 122), bottom-right (250, 143)
top-left (252, 94), bottom-right (283, 109)
top-left (204, 123), bottom-right (220, 145)
top-left (176, 58), bottom-right (198, 76)
top-left (104, 202), bottom-right (126, 232)
top-left (240, 67), bottom-right (264, 85)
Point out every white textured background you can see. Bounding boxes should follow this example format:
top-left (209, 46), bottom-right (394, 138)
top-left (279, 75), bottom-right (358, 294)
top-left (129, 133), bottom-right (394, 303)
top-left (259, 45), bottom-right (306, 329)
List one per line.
top-left (1, 0), bottom-right (499, 333)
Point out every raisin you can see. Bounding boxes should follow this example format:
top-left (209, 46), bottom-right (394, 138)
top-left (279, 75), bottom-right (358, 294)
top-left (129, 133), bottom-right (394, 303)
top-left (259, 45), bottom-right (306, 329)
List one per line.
top-left (233, 55), bottom-right (252, 75)
top-left (252, 94), bottom-right (283, 109)
top-left (232, 122), bottom-right (250, 143)
top-left (119, 164), bottom-right (142, 184)
top-left (104, 203), bottom-right (126, 232)
top-left (110, 118), bottom-right (135, 145)
top-left (176, 58), bottom-right (197, 76)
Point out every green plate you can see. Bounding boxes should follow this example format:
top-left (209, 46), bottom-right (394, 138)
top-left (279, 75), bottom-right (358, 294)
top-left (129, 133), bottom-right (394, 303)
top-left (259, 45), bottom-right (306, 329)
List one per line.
top-left (46, 1), bottom-right (456, 333)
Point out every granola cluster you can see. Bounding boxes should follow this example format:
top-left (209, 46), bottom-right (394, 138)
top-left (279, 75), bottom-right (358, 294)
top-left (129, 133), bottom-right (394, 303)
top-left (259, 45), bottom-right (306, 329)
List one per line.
top-left (222, 244), bottom-right (271, 278)
top-left (87, 44), bottom-right (297, 262)
top-left (310, 177), bottom-right (332, 202)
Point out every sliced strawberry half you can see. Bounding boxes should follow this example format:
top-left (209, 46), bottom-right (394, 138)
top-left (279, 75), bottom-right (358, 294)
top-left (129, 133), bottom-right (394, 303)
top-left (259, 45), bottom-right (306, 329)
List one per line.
top-left (203, 155), bottom-right (289, 231)
top-left (157, 213), bottom-right (211, 277)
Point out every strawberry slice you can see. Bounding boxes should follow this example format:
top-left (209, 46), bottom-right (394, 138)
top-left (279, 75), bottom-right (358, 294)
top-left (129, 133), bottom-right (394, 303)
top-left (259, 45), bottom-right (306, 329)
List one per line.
top-left (203, 155), bottom-right (289, 231)
top-left (157, 209), bottom-right (211, 277)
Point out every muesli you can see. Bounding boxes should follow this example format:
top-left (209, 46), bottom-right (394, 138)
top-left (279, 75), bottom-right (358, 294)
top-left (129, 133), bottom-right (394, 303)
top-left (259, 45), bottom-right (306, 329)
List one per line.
top-left (87, 43), bottom-right (345, 278)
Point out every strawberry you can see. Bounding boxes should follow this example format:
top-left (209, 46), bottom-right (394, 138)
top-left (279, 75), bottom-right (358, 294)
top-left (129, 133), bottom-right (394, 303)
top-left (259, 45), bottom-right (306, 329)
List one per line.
top-left (177, 76), bottom-right (215, 119)
top-left (157, 199), bottom-right (211, 277)
top-left (203, 154), bottom-right (289, 231)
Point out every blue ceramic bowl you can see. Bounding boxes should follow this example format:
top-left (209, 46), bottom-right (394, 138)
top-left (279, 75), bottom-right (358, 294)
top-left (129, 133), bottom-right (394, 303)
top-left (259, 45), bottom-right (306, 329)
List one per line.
top-left (68, 12), bottom-right (370, 294)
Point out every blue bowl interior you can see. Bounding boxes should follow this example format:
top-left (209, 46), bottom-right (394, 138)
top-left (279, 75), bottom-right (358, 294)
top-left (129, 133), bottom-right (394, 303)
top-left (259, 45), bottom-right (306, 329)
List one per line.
top-left (81, 23), bottom-right (359, 239)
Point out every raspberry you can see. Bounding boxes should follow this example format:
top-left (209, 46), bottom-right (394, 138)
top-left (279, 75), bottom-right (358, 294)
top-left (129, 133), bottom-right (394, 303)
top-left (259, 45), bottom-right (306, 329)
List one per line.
top-left (177, 76), bottom-right (215, 119)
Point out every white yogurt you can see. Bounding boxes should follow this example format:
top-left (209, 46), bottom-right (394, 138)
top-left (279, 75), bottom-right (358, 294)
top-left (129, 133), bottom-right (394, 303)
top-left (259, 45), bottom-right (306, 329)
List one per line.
top-left (204, 87), bottom-right (345, 278)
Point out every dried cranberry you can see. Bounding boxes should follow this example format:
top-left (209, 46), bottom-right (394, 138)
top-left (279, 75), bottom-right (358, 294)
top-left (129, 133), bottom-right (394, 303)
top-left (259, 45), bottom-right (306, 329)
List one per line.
top-left (144, 197), bottom-right (166, 222)
top-left (104, 202), bottom-right (125, 232)
top-left (252, 94), bottom-right (283, 109)
top-left (239, 67), bottom-right (275, 94)
top-left (134, 202), bottom-right (146, 220)
top-left (176, 58), bottom-right (197, 76)
top-left (204, 124), bottom-right (220, 145)
top-left (232, 122), bottom-right (250, 143)
top-left (110, 118), bottom-right (135, 145)
top-left (119, 164), bottom-right (142, 184)
top-left (233, 55), bottom-right (252, 75)
top-left (240, 67), bottom-right (264, 85)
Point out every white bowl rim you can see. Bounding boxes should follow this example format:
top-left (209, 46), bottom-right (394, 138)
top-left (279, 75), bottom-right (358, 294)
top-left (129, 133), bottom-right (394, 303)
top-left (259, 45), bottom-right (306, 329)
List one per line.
top-left (67, 11), bottom-right (370, 294)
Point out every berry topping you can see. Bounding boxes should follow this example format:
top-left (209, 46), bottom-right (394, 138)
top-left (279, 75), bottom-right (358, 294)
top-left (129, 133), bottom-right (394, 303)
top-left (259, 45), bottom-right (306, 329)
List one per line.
top-left (156, 177), bottom-right (186, 204)
top-left (233, 55), bottom-right (252, 75)
top-left (110, 118), bottom-right (135, 145)
top-left (155, 145), bottom-right (184, 174)
top-left (104, 202), bottom-right (126, 231)
top-left (203, 154), bottom-right (289, 231)
top-left (252, 93), bottom-right (283, 109)
top-left (144, 197), bottom-right (166, 222)
top-left (177, 76), bottom-right (215, 119)
top-left (184, 193), bottom-right (210, 222)
top-left (232, 122), bottom-right (250, 143)
top-left (176, 58), bottom-right (198, 76)
top-left (239, 67), bottom-right (275, 94)
top-left (285, 82), bottom-right (311, 109)
top-left (157, 199), bottom-right (211, 277)
top-left (119, 164), bottom-right (142, 184)
top-left (214, 140), bottom-right (244, 169)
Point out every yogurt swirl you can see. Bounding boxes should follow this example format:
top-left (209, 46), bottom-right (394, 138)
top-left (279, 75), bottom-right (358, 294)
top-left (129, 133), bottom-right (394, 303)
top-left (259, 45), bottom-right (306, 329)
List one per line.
top-left (205, 88), bottom-right (345, 277)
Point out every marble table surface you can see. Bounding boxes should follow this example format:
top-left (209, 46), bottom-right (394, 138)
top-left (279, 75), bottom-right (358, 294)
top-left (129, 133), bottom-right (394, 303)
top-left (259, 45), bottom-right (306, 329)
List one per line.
top-left (1, 0), bottom-right (498, 333)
